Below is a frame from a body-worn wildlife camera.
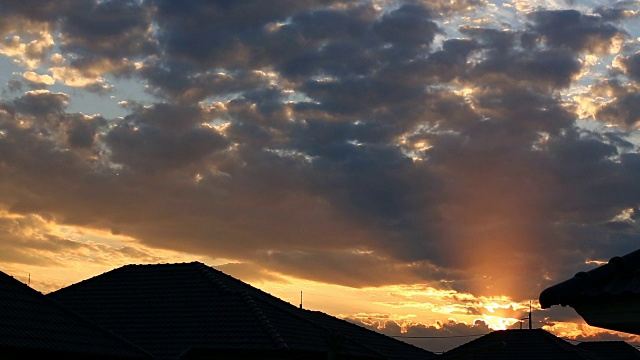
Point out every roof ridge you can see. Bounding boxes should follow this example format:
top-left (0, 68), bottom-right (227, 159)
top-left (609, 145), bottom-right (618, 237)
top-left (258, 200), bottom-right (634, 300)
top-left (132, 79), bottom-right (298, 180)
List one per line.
top-left (189, 262), bottom-right (290, 351)
top-left (303, 309), bottom-right (432, 354)
top-left (185, 263), bottom-right (419, 357)
top-left (537, 330), bottom-right (609, 360)
top-left (539, 329), bottom-right (588, 354)
top-left (240, 292), bottom-right (289, 350)
top-left (191, 261), bottom-right (235, 294)
top-left (192, 262), bottom-right (316, 315)
top-left (252, 298), bottom-right (388, 358)
top-left (252, 294), bottom-right (400, 358)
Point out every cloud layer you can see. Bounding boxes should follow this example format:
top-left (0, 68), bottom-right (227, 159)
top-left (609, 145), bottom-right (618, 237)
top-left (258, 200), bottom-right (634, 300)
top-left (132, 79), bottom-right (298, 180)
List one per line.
top-left (1, 0), bottom-right (640, 308)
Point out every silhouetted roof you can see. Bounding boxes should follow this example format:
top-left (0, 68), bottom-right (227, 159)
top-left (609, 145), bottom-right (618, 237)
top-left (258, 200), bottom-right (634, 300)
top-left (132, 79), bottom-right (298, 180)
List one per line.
top-left (434, 329), bottom-right (601, 360)
top-left (577, 341), bottom-right (640, 360)
top-left (539, 248), bottom-right (640, 309)
top-left (0, 270), bottom-right (150, 360)
top-left (300, 309), bottom-right (432, 360)
top-left (48, 262), bottom-right (436, 360)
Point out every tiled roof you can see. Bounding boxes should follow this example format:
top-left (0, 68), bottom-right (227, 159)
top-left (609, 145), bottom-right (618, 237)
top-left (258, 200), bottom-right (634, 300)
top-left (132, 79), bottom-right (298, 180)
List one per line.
top-left (48, 262), bottom-right (436, 360)
top-left (0, 270), bottom-right (150, 359)
top-left (434, 329), bottom-right (602, 360)
top-left (577, 341), bottom-right (640, 360)
top-left (539, 248), bottom-right (640, 309)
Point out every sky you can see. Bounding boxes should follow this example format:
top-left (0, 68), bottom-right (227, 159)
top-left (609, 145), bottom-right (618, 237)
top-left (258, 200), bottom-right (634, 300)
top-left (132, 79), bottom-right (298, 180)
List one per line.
top-left (1, 0), bottom-right (640, 353)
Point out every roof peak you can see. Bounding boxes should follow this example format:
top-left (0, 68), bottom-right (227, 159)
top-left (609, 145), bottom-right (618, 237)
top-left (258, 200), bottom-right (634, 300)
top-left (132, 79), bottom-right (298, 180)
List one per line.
top-left (48, 262), bottom-right (435, 359)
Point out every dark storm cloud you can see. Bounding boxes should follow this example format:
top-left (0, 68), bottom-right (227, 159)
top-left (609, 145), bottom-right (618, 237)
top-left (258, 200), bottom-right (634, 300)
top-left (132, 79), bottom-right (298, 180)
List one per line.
top-left (3, 90), bottom-right (106, 150)
top-left (12, 91), bottom-right (68, 116)
top-left (141, 2), bottom-right (440, 105)
top-left (0, 0), bottom-right (70, 21)
top-left (65, 114), bottom-right (106, 148)
top-left (471, 48), bottom-right (582, 89)
top-left (277, 3), bottom-right (439, 82)
top-left (274, 6), bottom-right (377, 79)
top-left (416, 38), bottom-right (478, 82)
top-left (594, 80), bottom-right (640, 127)
top-left (617, 52), bottom-right (640, 81)
top-left (462, 22), bottom-right (595, 89)
top-left (1, 0), bottom-right (155, 84)
top-left (527, 9), bottom-right (624, 53)
top-left (598, 91), bottom-right (640, 127)
top-left (123, 103), bottom-right (207, 131)
top-left (105, 122), bottom-right (229, 173)
top-left (60, 0), bottom-right (155, 58)
top-left (140, 61), bottom-right (270, 103)
top-left (594, 1), bottom-right (640, 21)
top-left (147, 0), bottom-right (343, 69)
top-left (374, 4), bottom-right (440, 47)
top-left (544, 130), bottom-right (622, 221)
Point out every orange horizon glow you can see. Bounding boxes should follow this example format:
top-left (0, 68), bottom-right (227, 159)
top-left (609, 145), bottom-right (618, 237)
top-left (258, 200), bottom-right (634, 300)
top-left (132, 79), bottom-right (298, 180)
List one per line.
top-left (1, 209), bottom-right (638, 352)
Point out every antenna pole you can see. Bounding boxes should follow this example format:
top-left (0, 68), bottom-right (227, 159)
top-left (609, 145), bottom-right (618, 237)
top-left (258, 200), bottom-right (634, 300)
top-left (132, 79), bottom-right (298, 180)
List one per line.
top-left (300, 291), bottom-right (303, 309)
top-left (529, 300), bottom-right (532, 330)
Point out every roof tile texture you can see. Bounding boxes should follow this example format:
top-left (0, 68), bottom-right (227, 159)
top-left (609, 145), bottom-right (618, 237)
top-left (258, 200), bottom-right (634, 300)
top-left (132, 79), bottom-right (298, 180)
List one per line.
top-left (0, 271), bottom-right (149, 359)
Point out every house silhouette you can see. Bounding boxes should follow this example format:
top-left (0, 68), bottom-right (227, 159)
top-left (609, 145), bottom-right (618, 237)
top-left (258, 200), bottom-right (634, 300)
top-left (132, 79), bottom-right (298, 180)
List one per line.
top-left (0, 270), bottom-right (150, 360)
top-left (48, 262), bottom-right (436, 360)
top-left (540, 248), bottom-right (640, 335)
top-left (433, 329), bottom-right (639, 360)
top-left (577, 341), bottom-right (640, 360)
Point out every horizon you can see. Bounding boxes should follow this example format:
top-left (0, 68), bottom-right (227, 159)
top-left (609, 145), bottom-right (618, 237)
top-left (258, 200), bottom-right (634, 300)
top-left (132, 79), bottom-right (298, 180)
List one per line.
top-left (8, 257), bottom-right (640, 353)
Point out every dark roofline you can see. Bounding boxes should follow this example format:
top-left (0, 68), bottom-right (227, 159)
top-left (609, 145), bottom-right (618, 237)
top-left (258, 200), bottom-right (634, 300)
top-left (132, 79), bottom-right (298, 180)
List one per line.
top-left (437, 329), bottom-right (600, 360)
top-left (192, 262), bottom-right (389, 358)
top-left (52, 262), bottom-right (392, 358)
top-left (539, 248), bottom-right (640, 308)
top-left (0, 271), bottom-right (152, 359)
top-left (0, 345), bottom-right (145, 360)
top-left (302, 309), bottom-right (434, 355)
top-left (196, 261), bottom-right (433, 357)
top-left (576, 341), bottom-right (640, 359)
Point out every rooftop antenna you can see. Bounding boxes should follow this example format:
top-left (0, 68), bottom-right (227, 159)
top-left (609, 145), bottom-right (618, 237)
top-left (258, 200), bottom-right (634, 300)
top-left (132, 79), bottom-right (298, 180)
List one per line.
top-left (28, 273), bottom-right (30, 287)
top-left (519, 301), bottom-right (533, 329)
top-left (299, 291), bottom-right (303, 309)
top-left (529, 300), bottom-right (532, 330)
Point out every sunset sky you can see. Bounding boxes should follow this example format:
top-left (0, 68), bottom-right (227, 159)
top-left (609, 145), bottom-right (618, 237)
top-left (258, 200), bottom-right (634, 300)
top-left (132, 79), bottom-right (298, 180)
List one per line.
top-left (1, 0), bottom-right (640, 353)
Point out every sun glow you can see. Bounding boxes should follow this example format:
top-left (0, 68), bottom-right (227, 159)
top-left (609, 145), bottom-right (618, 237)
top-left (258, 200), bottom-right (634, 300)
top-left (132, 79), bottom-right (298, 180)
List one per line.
top-left (475, 315), bottom-right (519, 330)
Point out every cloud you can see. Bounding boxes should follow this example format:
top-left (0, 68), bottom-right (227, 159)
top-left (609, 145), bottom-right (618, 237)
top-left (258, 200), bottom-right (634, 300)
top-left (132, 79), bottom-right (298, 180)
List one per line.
top-left (215, 262), bottom-right (289, 284)
top-left (0, 211), bottom-right (161, 268)
top-left (59, 0), bottom-right (156, 62)
top-left (12, 89), bottom-right (68, 115)
top-left (594, 2), bottom-right (640, 21)
top-left (527, 9), bottom-right (625, 54)
top-left (22, 71), bottom-right (55, 85)
top-left (0, 0), bottom-right (70, 22)
top-left (596, 83), bottom-right (640, 127)
top-left (0, 20), bottom-right (54, 70)
top-left (2, 1), bottom-right (640, 331)
top-left (614, 51), bottom-right (640, 81)
top-left (348, 317), bottom-right (493, 353)
top-left (105, 120), bottom-right (229, 173)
